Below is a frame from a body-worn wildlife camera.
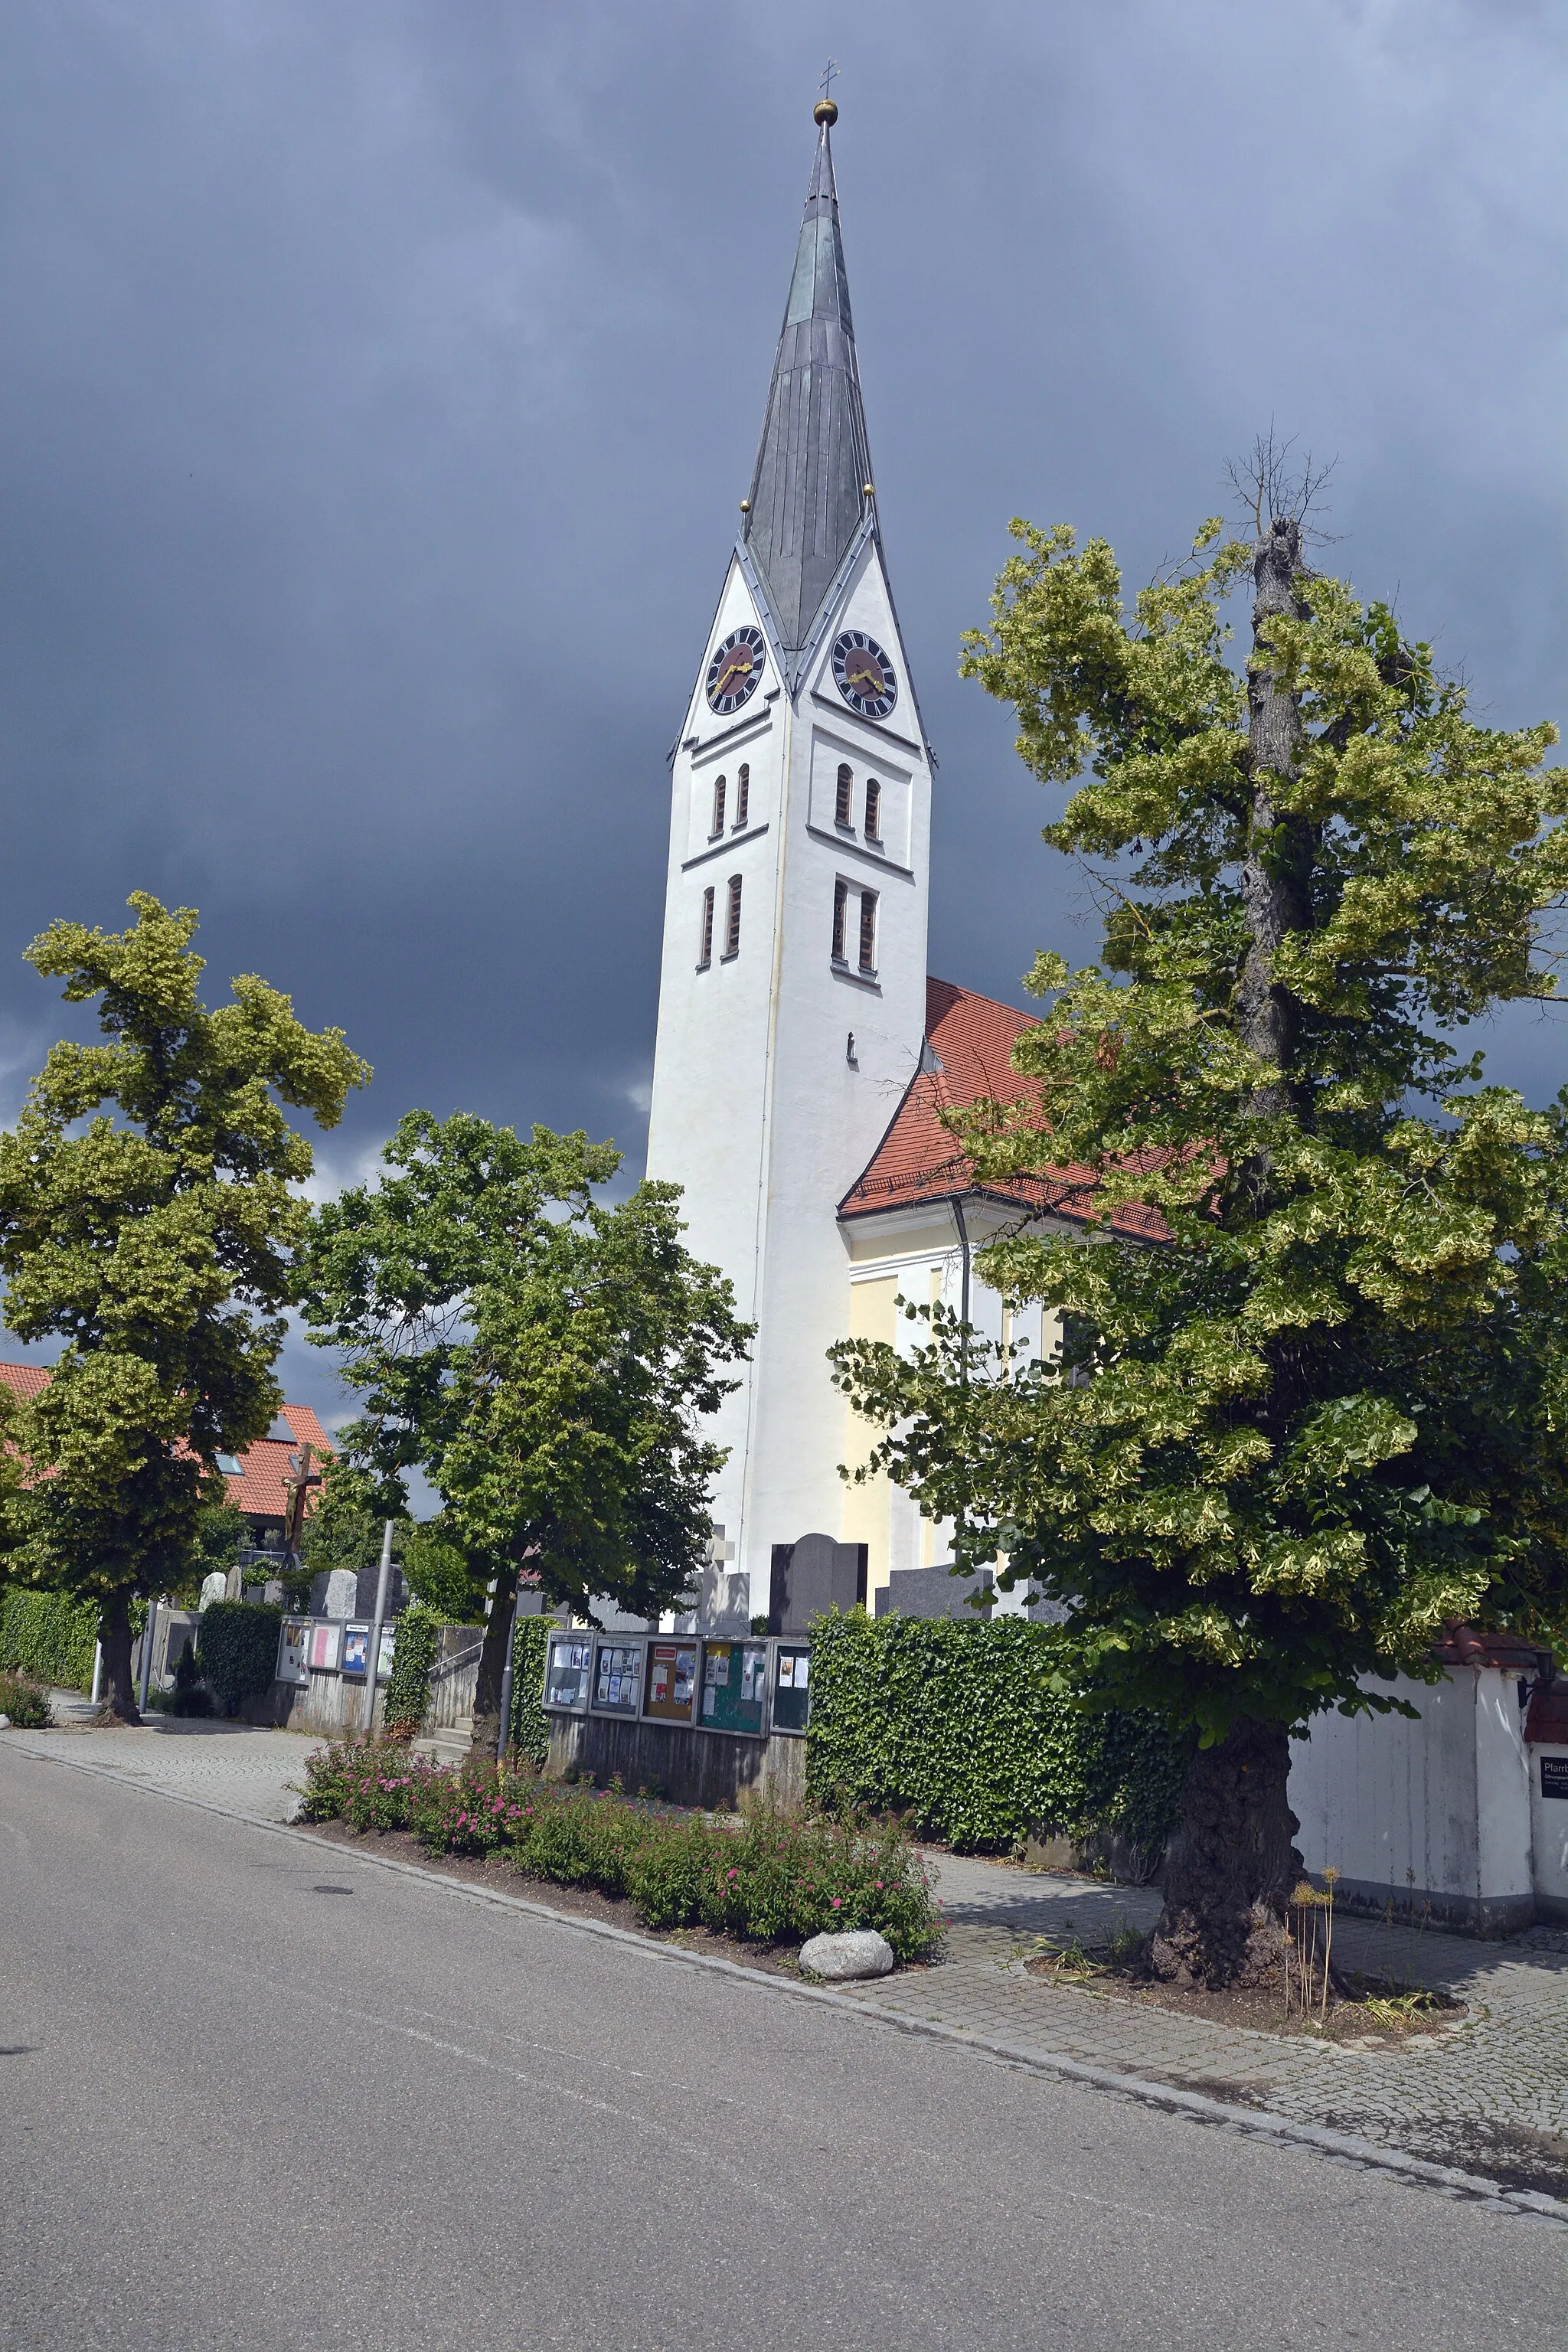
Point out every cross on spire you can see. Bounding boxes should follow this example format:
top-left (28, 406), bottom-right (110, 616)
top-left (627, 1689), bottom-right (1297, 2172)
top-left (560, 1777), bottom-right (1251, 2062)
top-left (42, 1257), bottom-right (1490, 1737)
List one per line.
top-left (818, 57), bottom-right (839, 104)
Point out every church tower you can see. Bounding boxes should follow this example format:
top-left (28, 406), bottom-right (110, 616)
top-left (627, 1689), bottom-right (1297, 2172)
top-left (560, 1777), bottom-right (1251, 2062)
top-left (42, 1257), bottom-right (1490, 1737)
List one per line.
top-left (645, 96), bottom-right (933, 1615)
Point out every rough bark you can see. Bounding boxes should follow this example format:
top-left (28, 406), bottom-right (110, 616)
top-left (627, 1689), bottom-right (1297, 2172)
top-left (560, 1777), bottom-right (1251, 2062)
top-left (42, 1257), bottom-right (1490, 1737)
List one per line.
top-left (1149, 1719), bottom-right (1302, 1987)
top-left (1236, 514), bottom-right (1313, 1119)
top-left (466, 1579), bottom-right (511, 1769)
top-left (95, 1586), bottom-right (142, 1726)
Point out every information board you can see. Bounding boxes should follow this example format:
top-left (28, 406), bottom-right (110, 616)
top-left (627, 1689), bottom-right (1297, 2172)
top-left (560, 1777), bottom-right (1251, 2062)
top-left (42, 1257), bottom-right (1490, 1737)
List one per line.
top-left (308, 1621), bottom-right (341, 1673)
top-left (1542, 1756), bottom-right (1568, 1801)
top-left (700, 1640), bottom-right (768, 1736)
top-left (644, 1639), bottom-right (698, 1724)
top-left (341, 1623), bottom-right (370, 1677)
top-left (544, 1636), bottom-right (593, 1713)
top-left (276, 1619), bottom-right (310, 1687)
top-left (593, 1640), bottom-right (644, 1716)
top-left (772, 1645), bottom-right (811, 1734)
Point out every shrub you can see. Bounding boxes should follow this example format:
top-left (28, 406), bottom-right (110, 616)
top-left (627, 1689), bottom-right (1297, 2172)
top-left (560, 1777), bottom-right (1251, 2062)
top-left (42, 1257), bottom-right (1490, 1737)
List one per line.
top-left (0, 1668), bottom-right (53, 1727)
top-left (195, 1601), bottom-right (283, 1717)
top-left (299, 1742), bottom-right (942, 1960)
top-left (382, 1602), bottom-right (439, 1739)
top-left (805, 1609), bottom-right (1190, 1862)
top-left (508, 1613), bottom-right (552, 1768)
top-left (0, 1589), bottom-right (99, 1691)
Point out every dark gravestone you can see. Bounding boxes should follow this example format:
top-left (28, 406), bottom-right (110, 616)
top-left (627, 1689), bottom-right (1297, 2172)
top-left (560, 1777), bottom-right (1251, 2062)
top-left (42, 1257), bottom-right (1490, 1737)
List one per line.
top-left (769, 1536), bottom-right (867, 1634)
top-left (874, 1563), bottom-right (993, 1621)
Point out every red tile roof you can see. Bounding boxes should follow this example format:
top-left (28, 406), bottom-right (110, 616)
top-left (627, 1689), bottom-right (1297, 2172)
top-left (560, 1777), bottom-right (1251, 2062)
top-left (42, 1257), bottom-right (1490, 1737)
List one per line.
top-left (0, 1363), bottom-right (332, 1520)
top-left (838, 977), bottom-right (1168, 1240)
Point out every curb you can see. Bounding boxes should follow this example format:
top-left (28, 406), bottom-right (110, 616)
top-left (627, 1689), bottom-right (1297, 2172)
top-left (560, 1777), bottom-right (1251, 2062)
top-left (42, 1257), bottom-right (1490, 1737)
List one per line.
top-left (7, 1732), bottom-right (1566, 2228)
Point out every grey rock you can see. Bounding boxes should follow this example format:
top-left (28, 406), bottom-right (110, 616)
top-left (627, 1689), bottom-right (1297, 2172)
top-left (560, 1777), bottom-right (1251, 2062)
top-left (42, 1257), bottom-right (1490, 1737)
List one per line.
top-left (799, 1929), bottom-right (895, 1981)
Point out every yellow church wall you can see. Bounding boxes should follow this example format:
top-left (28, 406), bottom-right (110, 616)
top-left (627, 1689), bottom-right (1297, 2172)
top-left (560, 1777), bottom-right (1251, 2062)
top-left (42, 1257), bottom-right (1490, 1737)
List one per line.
top-left (841, 1272), bottom-right (898, 1601)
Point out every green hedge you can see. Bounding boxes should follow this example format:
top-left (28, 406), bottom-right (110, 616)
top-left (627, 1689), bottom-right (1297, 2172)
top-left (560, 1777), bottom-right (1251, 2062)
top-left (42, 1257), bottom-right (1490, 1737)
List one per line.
top-left (0, 1589), bottom-right (100, 1692)
top-left (382, 1603), bottom-right (439, 1737)
top-left (197, 1601), bottom-right (283, 1717)
top-left (804, 1610), bottom-right (1190, 1860)
top-left (509, 1614), bottom-right (552, 1768)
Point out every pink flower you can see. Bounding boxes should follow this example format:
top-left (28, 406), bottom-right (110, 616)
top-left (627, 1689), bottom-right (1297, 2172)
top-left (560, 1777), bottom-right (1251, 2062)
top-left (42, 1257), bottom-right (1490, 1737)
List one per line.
top-left (831, 1897), bottom-right (843, 1909)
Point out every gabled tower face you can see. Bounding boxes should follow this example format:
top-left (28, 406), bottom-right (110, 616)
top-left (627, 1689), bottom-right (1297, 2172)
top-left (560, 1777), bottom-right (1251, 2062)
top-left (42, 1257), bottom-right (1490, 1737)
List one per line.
top-left (645, 101), bottom-right (933, 1611)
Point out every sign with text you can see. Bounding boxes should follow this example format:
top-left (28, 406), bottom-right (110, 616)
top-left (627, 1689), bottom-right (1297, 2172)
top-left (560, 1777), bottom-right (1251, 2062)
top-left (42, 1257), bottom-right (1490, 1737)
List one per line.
top-left (544, 1636), bottom-right (593, 1713)
top-left (644, 1640), bottom-right (698, 1724)
top-left (341, 1623), bottom-right (371, 1677)
top-left (1541, 1756), bottom-right (1568, 1801)
top-left (593, 1640), bottom-right (644, 1717)
top-left (701, 1639), bottom-right (768, 1737)
top-left (771, 1645), bottom-right (811, 1735)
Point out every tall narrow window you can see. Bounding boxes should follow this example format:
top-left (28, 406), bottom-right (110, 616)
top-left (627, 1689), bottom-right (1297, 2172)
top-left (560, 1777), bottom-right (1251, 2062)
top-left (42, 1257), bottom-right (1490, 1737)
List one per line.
top-left (698, 886), bottom-right (715, 967)
top-left (710, 775), bottom-right (727, 836)
top-left (831, 877), bottom-right (848, 962)
top-left (858, 888), bottom-right (877, 973)
top-left (733, 763), bottom-right (750, 829)
top-left (835, 763), bottom-right (854, 828)
top-left (864, 777), bottom-right (881, 841)
top-left (724, 874), bottom-right (743, 957)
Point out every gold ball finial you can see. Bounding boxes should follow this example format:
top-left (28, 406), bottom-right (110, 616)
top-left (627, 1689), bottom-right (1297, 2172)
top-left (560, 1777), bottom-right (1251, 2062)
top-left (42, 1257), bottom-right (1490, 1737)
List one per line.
top-left (814, 97), bottom-right (838, 126)
top-left (862, 482), bottom-right (874, 498)
top-left (739, 498), bottom-right (751, 513)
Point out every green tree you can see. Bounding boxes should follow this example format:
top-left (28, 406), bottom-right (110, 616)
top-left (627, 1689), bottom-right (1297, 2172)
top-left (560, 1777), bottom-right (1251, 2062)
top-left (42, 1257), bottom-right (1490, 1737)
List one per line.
top-left (0, 895), bottom-right (368, 1718)
top-left (300, 1110), bottom-right (751, 1761)
top-left (831, 457), bottom-right (1568, 1984)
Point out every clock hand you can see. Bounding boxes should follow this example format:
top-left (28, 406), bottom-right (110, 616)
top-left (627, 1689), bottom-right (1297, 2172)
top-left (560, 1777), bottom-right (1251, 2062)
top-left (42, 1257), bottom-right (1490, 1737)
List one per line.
top-left (714, 655), bottom-right (750, 692)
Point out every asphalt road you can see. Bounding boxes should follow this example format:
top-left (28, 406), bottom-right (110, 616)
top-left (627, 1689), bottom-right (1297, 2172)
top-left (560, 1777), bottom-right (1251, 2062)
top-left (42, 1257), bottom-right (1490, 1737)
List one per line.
top-left (3, 1748), bottom-right (1565, 2352)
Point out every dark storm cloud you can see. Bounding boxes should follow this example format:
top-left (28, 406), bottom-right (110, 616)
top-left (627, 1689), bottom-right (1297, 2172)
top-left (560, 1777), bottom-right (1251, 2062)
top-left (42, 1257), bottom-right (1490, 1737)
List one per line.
top-left (1, 1), bottom-right (1564, 1420)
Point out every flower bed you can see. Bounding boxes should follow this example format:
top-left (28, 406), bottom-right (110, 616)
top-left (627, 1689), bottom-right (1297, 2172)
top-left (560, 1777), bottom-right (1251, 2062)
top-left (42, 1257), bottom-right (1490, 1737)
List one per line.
top-left (296, 1742), bottom-right (941, 1962)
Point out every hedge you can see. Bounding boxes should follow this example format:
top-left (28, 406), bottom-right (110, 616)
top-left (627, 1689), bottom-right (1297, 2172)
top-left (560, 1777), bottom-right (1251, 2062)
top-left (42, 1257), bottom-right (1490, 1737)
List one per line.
top-left (382, 1602), bottom-right (439, 1738)
top-left (0, 1589), bottom-right (100, 1692)
top-left (197, 1601), bottom-right (283, 1717)
top-left (509, 1613), bottom-right (552, 1768)
top-left (804, 1610), bottom-right (1190, 1861)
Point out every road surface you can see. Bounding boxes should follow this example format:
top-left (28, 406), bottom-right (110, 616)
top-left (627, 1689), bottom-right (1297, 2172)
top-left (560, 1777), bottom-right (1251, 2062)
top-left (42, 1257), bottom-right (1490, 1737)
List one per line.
top-left (2, 1744), bottom-right (1563, 2350)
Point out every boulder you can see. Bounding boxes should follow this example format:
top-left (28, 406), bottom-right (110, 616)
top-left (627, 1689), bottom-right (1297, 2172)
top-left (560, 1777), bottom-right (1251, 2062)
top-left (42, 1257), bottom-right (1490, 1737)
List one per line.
top-left (799, 1929), bottom-right (895, 1981)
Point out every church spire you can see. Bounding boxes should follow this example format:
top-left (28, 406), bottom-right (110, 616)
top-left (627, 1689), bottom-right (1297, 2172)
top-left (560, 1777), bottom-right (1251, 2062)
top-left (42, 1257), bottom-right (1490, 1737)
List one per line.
top-left (742, 93), bottom-right (874, 654)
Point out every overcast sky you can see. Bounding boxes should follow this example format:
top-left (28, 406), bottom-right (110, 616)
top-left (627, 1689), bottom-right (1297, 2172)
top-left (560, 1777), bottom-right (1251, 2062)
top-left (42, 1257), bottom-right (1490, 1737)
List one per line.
top-left (2, 1), bottom-right (1564, 1423)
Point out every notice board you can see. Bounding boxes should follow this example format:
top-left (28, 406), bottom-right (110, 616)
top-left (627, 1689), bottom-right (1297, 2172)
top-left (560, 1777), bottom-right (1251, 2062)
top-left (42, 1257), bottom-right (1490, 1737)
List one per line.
top-left (772, 1645), bottom-right (811, 1734)
top-left (545, 1635), bottom-right (593, 1712)
top-left (341, 1623), bottom-right (371, 1677)
top-left (308, 1621), bottom-right (341, 1673)
top-left (701, 1640), bottom-right (768, 1736)
top-left (276, 1619), bottom-right (310, 1687)
top-left (593, 1641), bottom-right (644, 1716)
top-left (644, 1640), bottom-right (698, 1724)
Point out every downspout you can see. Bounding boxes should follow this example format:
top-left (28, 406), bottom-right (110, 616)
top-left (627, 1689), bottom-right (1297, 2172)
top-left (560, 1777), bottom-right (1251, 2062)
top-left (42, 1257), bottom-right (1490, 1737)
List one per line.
top-left (950, 1194), bottom-right (972, 1380)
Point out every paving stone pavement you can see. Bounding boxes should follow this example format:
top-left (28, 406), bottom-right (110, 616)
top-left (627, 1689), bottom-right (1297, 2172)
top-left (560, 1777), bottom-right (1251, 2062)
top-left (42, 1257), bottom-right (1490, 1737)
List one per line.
top-left (9, 1702), bottom-right (1568, 2179)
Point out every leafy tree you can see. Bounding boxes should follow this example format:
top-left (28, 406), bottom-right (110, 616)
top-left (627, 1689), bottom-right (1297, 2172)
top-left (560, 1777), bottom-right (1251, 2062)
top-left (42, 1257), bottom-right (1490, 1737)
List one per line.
top-left (400, 1513), bottom-right (483, 1622)
top-left (188, 1500), bottom-right (247, 1602)
top-left (0, 895), bottom-right (368, 1718)
top-left (831, 459), bottom-right (1568, 1984)
top-left (300, 1110), bottom-right (750, 1760)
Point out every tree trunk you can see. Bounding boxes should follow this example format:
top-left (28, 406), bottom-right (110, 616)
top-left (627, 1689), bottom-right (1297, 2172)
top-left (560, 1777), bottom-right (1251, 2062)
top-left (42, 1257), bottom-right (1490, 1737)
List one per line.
top-left (1149, 1719), bottom-right (1302, 1988)
top-left (1236, 514), bottom-right (1313, 1119)
top-left (96, 1588), bottom-right (142, 1726)
top-left (466, 1578), bottom-right (511, 1769)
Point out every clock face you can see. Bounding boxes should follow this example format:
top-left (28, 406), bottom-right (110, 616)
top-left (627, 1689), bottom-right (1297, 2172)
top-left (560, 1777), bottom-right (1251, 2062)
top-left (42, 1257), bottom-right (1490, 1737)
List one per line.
top-left (831, 630), bottom-right (898, 720)
top-left (705, 626), bottom-right (766, 716)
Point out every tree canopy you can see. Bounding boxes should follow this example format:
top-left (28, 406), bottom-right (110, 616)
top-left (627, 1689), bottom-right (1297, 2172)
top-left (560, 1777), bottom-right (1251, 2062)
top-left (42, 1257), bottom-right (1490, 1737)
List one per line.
top-left (831, 479), bottom-right (1568, 1978)
top-left (0, 893), bottom-right (368, 1713)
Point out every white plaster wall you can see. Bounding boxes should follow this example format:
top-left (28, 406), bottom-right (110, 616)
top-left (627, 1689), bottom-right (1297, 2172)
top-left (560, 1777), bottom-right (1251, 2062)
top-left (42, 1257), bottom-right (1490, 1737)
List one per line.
top-left (1289, 1669), bottom-right (1533, 1927)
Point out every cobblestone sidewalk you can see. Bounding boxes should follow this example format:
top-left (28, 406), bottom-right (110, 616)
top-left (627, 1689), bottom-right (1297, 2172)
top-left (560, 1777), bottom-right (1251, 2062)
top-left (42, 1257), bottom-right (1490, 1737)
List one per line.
top-left (8, 1706), bottom-right (1568, 2190)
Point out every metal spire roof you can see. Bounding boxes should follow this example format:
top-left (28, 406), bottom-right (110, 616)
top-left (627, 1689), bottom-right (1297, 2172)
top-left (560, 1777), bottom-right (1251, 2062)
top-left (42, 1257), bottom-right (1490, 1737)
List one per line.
top-left (742, 103), bottom-right (874, 653)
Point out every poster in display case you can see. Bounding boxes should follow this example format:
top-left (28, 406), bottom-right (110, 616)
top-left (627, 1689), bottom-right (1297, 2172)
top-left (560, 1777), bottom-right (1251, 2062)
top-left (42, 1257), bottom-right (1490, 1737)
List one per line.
top-left (341, 1623), bottom-right (371, 1677)
top-left (592, 1639), bottom-right (644, 1717)
top-left (700, 1639), bottom-right (768, 1736)
top-left (376, 1622), bottom-right (396, 1681)
top-left (276, 1618), bottom-right (310, 1687)
top-left (772, 1645), bottom-right (811, 1734)
top-left (308, 1620), bottom-right (341, 1673)
top-left (643, 1639), bottom-right (698, 1725)
top-left (544, 1636), bottom-right (593, 1713)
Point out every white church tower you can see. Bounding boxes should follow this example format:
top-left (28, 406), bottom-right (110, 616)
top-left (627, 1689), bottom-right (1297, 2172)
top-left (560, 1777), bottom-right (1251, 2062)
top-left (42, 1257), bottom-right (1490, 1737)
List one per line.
top-left (645, 94), bottom-right (934, 1615)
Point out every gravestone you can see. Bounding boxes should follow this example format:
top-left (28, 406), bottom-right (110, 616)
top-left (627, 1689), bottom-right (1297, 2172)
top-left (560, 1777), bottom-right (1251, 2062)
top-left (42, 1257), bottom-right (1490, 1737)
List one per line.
top-left (769, 1536), bottom-right (867, 1634)
top-left (874, 1563), bottom-right (993, 1621)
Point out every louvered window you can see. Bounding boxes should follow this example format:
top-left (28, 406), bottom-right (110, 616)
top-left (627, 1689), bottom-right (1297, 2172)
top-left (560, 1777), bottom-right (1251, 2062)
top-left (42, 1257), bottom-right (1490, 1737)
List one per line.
top-left (733, 763), bottom-right (750, 829)
top-left (710, 775), bottom-right (727, 836)
top-left (831, 878), bottom-right (848, 962)
top-left (858, 889), bottom-right (877, 973)
top-left (698, 886), bottom-right (715, 967)
top-left (835, 763), bottom-right (854, 828)
top-left (864, 778), bottom-right (881, 841)
top-left (724, 874), bottom-right (743, 958)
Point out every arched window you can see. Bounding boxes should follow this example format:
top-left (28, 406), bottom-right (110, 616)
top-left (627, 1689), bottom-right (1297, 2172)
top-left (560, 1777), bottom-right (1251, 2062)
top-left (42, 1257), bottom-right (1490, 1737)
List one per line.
top-left (831, 878), bottom-right (848, 962)
top-left (864, 778), bottom-right (881, 841)
top-left (724, 874), bottom-right (743, 958)
top-left (835, 763), bottom-right (854, 828)
top-left (710, 775), bottom-right (727, 837)
top-left (858, 888), bottom-right (877, 973)
top-left (733, 763), bottom-right (750, 829)
top-left (698, 886), bottom-right (715, 968)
